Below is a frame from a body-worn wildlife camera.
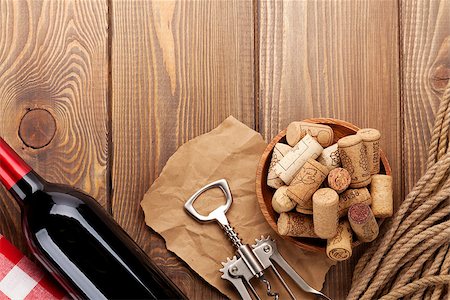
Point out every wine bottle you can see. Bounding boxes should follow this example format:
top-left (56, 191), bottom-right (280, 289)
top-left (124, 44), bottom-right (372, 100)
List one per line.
top-left (0, 137), bottom-right (185, 300)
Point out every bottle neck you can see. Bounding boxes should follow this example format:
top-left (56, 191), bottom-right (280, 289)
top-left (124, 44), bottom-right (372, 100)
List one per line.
top-left (0, 138), bottom-right (43, 202)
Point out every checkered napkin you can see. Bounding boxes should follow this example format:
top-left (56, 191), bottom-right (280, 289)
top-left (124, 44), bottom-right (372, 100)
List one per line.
top-left (0, 235), bottom-right (68, 300)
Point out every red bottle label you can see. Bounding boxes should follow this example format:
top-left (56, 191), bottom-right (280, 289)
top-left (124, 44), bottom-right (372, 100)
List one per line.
top-left (0, 138), bottom-right (32, 190)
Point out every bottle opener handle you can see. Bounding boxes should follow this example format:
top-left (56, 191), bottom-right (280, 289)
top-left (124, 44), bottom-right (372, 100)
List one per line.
top-left (184, 179), bottom-right (233, 228)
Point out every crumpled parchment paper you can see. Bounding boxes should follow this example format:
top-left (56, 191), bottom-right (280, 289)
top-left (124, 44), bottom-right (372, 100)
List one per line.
top-left (141, 116), bottom-right (334, 299)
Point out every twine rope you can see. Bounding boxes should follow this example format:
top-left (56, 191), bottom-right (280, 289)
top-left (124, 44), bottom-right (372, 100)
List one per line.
top-left (347, 82), bottom-right (450, 300)
top-left (378, 276), bottom-right (450, 300)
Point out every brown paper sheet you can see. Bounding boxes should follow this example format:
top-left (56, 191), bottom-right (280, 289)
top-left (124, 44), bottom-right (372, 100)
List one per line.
top-left (141, 116), bottom-right (335, 299)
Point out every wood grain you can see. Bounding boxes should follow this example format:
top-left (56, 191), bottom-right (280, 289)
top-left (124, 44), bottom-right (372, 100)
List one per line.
top-left (0, 0), bottom-right (448, 299)
top-left (0, 0), bottom-right (108, 253)
top-left (110, 1), bottom-right (254, 298)
top-left (400, 0), bottom-right (450, 193)
top-left (258, 1), bottom-right (400, 299)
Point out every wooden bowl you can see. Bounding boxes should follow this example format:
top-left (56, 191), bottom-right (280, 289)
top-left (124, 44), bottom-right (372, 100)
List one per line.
top-left (256, 118), bottom-right (391, 253)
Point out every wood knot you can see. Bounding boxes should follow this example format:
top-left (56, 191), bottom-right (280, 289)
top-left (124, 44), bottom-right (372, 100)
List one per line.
top-left (19, 108), bottom-right (56, 149)
top-left (431, 65), bottom-right (450, 91)
top-left (430, 36), bottom-right (450, 94)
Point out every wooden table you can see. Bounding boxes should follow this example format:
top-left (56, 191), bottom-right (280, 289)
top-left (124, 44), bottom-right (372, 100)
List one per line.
top-left (0, 1), bottom-right (449, 299)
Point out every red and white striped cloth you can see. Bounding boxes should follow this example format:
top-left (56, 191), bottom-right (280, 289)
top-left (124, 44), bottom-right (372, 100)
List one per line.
top-left (0, 235), bottom-right (68, 300)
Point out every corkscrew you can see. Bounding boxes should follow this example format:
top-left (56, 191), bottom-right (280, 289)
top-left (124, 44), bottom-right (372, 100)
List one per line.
top-left (184, 179), bottom-right (331, 300)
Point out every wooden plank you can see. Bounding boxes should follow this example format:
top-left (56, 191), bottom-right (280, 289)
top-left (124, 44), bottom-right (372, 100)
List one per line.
top-left (0, 1), bottom-right (108, 253)
top-left (111, 1), bottom-right (254, 298)
top-left (401, 0), bottom-right (450, 193)
top-left (258, 1), bottom-right (400, 299)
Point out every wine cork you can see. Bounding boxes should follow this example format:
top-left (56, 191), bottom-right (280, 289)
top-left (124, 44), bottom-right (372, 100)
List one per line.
top-left (327, 167), bottom-right (351, 193)
top-left (274, 134), bottom-right (323, 184)
top-left (286, 121), bottom-right (334, 147)
top-left (357, 128), bottom-right (381, 175)
top-left (267, 143), bottom-right (292, 189)
top-left (338, 135), bottom-right (371, 188)
top-left (338, 187), bottom-right (371, 217)
top-left (271, 186), bottom-right (296, 213)
top-left (370, 174), bottom-right (393, 218)
top-left (295, 205), bottom-right (313, 215)
top-left (277, 212), bottom-right (318, 238)
top-left (317, 144), bottom-right (341, 171)
top-left (312, 188), bottom-right (339, 239)
top-left (326, 220), bottom-right (353, 261)
top-left (348, 203), bottom-right (379, 242)
top-left (287, 158), bottom-right (329, 210)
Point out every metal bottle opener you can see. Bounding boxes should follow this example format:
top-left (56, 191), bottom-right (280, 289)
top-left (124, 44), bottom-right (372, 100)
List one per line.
top-left (184, 179), bottom-right (332, 300)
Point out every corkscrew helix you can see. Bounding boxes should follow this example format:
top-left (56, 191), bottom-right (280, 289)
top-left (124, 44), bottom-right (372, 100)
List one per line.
top-left (184, 179), bottom-right (331, 300)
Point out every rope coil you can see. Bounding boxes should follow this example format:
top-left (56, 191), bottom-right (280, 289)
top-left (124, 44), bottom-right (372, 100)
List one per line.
top-left (347, 82), bottom-right (450, 300)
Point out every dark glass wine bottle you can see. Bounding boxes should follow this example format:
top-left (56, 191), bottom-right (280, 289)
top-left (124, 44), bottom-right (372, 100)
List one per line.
top-left (0, 137), bottom-right (185, 300)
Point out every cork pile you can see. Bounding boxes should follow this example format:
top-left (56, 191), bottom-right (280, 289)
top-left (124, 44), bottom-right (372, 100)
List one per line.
top-left (268, 121), bottom-right (393, 262)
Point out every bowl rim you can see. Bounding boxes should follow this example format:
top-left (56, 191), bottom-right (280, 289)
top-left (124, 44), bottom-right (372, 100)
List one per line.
top-left (255, 117), bottom-right (391, 253)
